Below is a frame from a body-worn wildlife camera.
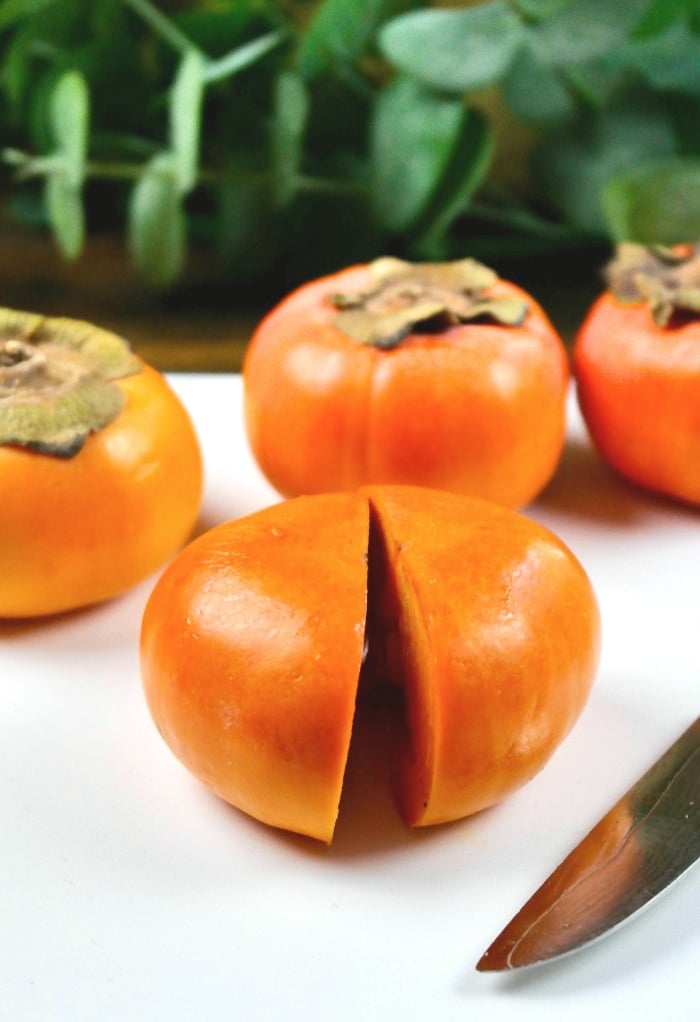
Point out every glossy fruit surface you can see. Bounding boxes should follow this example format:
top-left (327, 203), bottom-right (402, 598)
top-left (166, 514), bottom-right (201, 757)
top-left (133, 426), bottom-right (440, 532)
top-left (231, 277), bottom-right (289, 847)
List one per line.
top-left (364, 486), bottom-right (600, 828)
top-left (243, 258), bottom-right (569, 508)
top-left (574, 244), bottom-right (700, 506)
top-left (141, 486), bottom-right (600, 843)
top-left (0, 363), bottom-right (203, 617)
top-left (142, 492), bottom-right (370, 843)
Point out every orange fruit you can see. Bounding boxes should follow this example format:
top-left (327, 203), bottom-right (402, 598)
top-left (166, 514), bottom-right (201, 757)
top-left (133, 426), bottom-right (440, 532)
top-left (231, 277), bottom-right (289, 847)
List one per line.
top-left (141, 486), bottom-right (600, 843)
top-left (574, 243), bottom-right (700, 506)
top-left (0, 309), bottom-right (203, 617)
top-left (243, 257), bottom-right (569, 508)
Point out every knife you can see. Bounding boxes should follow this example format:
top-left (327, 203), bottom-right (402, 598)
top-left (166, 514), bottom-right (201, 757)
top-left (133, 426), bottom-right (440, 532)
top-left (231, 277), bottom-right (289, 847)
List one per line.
top-left (477, 715), bottom-right (700, 971)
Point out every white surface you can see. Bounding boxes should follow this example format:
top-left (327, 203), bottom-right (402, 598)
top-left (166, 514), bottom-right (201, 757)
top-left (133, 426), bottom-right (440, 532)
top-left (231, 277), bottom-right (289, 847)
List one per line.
top-left (2, 373), bottom-right (698, 1022)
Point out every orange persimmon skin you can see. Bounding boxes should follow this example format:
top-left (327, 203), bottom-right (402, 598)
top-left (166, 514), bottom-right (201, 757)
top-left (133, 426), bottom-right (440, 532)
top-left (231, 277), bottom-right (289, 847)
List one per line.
top-left (243, 265), bottom-right (569, 508)
top-left (0, 364), bottom-right (203, 618)
top-left (141, 492), bottom-right (370, 844)
top-left (574, 294), bottom-right (700, 506)
top-left (363, 486), bottom-right (601, 827)
top-left (140, 486), bottom-right (600, 843)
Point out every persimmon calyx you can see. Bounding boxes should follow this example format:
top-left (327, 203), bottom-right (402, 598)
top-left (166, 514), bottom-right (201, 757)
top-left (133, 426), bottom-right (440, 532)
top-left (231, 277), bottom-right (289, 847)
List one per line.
top-left (0, 307), bottom-right (141, 457)
top-left (605, 242), bottom-right (700, 327)
top-left (329, 257), bottom-right (529, 348)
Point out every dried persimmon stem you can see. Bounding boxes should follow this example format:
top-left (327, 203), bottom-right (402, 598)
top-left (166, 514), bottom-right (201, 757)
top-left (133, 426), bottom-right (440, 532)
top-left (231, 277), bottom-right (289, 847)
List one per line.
top-left (329, 258), bottom-right (529, 348)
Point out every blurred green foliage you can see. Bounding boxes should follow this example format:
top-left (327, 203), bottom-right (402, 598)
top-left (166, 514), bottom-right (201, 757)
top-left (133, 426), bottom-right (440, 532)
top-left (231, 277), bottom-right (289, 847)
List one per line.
top-left (1, 0), bottom-right (699, 291)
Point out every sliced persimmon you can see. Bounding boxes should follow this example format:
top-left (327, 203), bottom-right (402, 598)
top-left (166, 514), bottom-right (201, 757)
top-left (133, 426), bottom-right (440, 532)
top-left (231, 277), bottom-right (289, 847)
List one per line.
top-left (364, 486), bottom-right (600, 827)
top-left (141, 492), bottom-right (370, 843)
top-left (140, 487), bottom-right (600, 843)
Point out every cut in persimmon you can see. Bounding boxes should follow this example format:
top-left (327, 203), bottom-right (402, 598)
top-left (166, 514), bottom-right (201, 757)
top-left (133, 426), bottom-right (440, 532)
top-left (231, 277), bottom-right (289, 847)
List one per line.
top-left (363, 486), bottom-right (600, 827)
top-left (140, 487), bottom-right (600, 843)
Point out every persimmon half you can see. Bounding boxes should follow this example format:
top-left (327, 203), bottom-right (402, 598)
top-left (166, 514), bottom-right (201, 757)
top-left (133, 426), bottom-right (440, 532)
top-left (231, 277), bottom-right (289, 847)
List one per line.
top-left (574, 243), bottom-right (700, 506)
top-left (243, 257), bottom-right (569, 509)
top-left (0, 308), bottom-right (203, 617)
top-left (140, 486), bottom-right (600, 844)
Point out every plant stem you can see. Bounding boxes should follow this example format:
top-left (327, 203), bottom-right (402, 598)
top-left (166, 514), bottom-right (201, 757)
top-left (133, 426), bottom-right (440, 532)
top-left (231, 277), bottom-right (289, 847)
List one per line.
top-left (467, 198), bottom-right (585, 239)
top-left (9, 153), bottom-right (62, 180)
top-left (204, 30), bottom-right (287, 84)
top-left (5, 143), bottom-right (369, 202)
top-left (296, 175), bottom-right (369, 197)
top-left (119, 0), bottom-right (200, 57)
top-left (86, 161), bottom-right (143, 181)
top-left (337, 63), bottom-right (376, 103)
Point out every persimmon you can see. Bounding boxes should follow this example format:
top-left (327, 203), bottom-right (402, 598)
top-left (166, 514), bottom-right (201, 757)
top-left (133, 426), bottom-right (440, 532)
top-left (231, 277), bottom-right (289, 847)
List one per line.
top-left (574, 243), bottom-right (700, 506)
top-left (0, 308), bottom-right (203, 617)
top-left (140, 486), bottom-right (600, 843)
top-left (243, 257), bottom-right (569, 509)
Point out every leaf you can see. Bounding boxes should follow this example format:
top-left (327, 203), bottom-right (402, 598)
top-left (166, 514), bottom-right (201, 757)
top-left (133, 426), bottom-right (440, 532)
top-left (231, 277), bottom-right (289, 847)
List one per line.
top-left (128, 153), bottom-right (186, 288)
top-left (0, 0), bottom-right (56, 32)
top-left (370, 75), bottom-right (467, 233)
top-left (618, 21), bottom-right (700, 94)
top-left (631, 0), bottom-right (688, 39)
top-left (170, 48), bottom-right (205, 195)
top-left (299, 0), bottom-right (420, 80)
top-left (525, 0), bottom-right (649, 67)
top-left (411, 107), bottom-right (493, 256)
top-left (271, 70), bottom-right (309, 206)
top-left (174, 3), bottom-right (260, 55)
top-left (1, 22), bottom-right (35, 113)
top-left (49, 69), bottom-right (89, 188)
top-left (532, 88), bottom-right (677, 233)
top-left (378, 2), bottom-right (524, 93)
top-left (603, 158), bottom-right (700, 243)
top-left (501, 44), bottom-right (576, 125)
top-left (510, 0), bottom-right (573, 17)
top-left (44, 171), bottom-right (84, 260)
top-left (39, 63), bottom-right (89, 261)
top-left (689, 0), bottom-right (700, 33)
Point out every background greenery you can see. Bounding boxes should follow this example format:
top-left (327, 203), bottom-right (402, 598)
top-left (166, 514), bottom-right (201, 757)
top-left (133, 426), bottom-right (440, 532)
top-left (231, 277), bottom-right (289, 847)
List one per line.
top-left (1, 0), bottom-right (699, 296)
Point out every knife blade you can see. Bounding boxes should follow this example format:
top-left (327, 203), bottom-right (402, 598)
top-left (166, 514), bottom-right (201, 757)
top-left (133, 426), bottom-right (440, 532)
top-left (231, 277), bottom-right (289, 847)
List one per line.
top-left (477, 715), bottom-right (700, 971)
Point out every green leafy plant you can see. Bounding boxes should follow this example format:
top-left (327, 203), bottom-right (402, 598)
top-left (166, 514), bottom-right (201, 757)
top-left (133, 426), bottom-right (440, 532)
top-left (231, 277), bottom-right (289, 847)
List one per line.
top-left (1, 0), bottom-right (699, 291)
